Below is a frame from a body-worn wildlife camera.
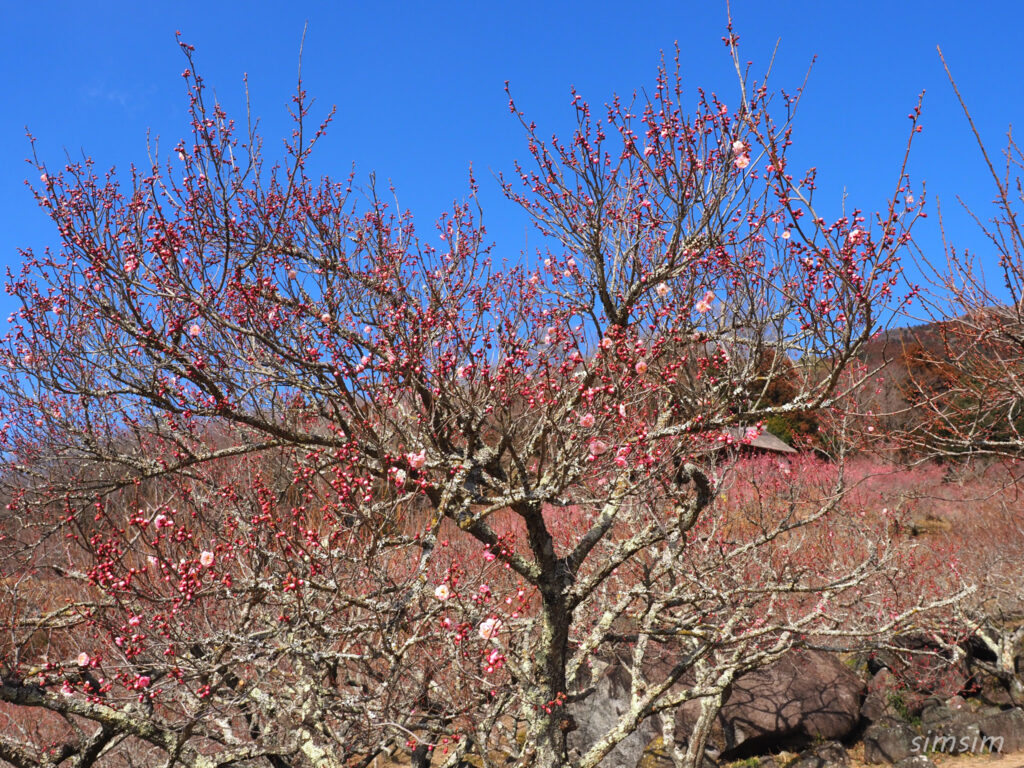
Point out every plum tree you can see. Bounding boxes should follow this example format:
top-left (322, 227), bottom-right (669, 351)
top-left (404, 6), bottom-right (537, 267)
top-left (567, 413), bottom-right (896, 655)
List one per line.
top-left (899, 48), bottom-right (1024, 710)
top-left (0, 35), bottom-right (969, 768)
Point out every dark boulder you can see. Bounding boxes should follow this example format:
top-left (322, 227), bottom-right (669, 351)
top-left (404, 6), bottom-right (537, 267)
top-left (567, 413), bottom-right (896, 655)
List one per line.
top-left (916, 719), bottom-right (982, 756)
top-left (711, 650), bottom-right (864, 757)
top-left (917, 701), bottom-right (983, 756)
top-left (863, 720), bottom-right (920, 764)
top-left (978, 707), bottom-right (1024, 753)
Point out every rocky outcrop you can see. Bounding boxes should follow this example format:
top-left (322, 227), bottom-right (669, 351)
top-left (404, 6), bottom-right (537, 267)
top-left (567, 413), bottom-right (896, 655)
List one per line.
top-left (571, 651), bottom-right (863, 767)
top-left (570, 646), bottom-right (1024, 768)
top-left (710, 651), bottom-right (864, 758)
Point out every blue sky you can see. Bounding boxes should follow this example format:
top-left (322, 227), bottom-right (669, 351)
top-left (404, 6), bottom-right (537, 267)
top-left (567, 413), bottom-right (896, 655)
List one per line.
top-left (3, 2), bottom-right (1023, 322)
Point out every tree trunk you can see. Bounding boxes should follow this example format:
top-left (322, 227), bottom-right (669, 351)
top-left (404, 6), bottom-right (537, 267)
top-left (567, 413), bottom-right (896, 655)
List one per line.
top-left (680, 677), bottom-right (732, 768)
top-left (521, 592), bottom-right (572, 768)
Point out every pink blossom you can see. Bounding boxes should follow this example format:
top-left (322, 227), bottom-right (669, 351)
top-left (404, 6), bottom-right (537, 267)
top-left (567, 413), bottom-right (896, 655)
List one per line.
top-left (781, 230), bottom-right (791, 240)
top-left (128, 615), bottom-right (141, 627)
top-left (177, 150), bottom-right (187, 162)
top-left (589, 439), bottom-right (609, 457)
top-left (655, 282), bottom-right (670, 297)
top-left (137, 675), bottom-right (151, 688)
top-left (188, 324), bottom-right (201, 338)
top-left (320, 312), bottom-right (332, 323)
top-left (478, 617), bottom-right (502, 640)
top-left (600, 336), bottom-right (613, 349)
top-left (40, 173), bottom-right (49, 184)
top-left (847, 229), bottom-right (864, 245)
top-left (618, 404), bottom-right (626, 418)
top-left (483, 550), bottom-right (496, 562)
top-left (644, 145), bottom-right (656, 157)
top-left (732, 141), bottom-right (750, 169)
top-left (579, 413), bottom-right (596, 428)
top-left (614, 446), bottom-right (631, 468)
top-left (695, 291), bottom-right (715, 314)
top-left (199, 550), bottom-right (215, 567)
top-left (154, 514), bottom-right (172, 529)
top-left (287, 268), bottom-right (298, 280)
top-left (634, 360), bottom-right (648, 375)
top-left (434, 584), bottom-right (451, 601)
top-left (393, 469), bottom-right (407, 487)
top-left (407, 449), bottom-right (426, 469)
top-left (124, 256), bottom-right (138, 273)
top-left (76, 652), bottom-right (90, 667)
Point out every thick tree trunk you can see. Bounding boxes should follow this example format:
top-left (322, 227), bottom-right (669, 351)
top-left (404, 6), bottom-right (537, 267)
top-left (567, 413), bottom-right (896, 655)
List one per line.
top-left (523, 595), bottom-right (573, 768)
top-left (514, 498), bottom-right (575, 768)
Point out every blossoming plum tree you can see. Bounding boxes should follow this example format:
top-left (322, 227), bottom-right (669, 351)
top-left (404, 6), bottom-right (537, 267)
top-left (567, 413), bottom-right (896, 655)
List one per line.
top-left (899, 50), bottom-right (1024, 708)
top-left (0, 35), bottom-right (968, 768)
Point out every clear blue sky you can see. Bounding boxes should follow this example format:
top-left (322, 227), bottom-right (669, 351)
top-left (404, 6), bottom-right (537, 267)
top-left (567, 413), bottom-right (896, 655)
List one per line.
top-left (3, 2), bottom-right (1023, 321)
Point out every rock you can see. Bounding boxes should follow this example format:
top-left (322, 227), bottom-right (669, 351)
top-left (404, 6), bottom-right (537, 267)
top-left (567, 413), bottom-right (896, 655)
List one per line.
top-left (916, 718), bottom-right (983, 756)
top-left (916, 701), bottom-right (985, 756)
top-left (788, 741), bottom-right (849, 768)
top-left (972, 671), bottom-right (1020, 707)
top-left (978, 707), bottom-right (1024, 753)
top-left (710, 650), bottom-right (864, 757)
top-left (567, 663), bottom-right (659, 768)
top-left (636, 736), bottom-right (718, 768)
top-left (893, 756), bottom-right (936, 768)
top-left (946, 695), bottom-right (969, 712)
top-left (920, 702), bottom-right (960, 727)
top-left (862, 669), bottom-right (906, 723)
top-left (636, 736), bottom-right (673, 768)
top-left (863, 720), bottom-right (920, 764)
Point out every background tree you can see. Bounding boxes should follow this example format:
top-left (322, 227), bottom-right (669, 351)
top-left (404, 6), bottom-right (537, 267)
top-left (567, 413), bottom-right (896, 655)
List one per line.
top-left (898, 48), bottom-right (1024, 710)
top-left (0, 36), bottom-right (968, 768)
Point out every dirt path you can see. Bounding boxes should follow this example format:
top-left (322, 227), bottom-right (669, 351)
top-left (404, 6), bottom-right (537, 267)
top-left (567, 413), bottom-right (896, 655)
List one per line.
top-left (846, 750), bottom-right (1024, 768)
top-left (930, 755), bottom-right (1024, 768)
